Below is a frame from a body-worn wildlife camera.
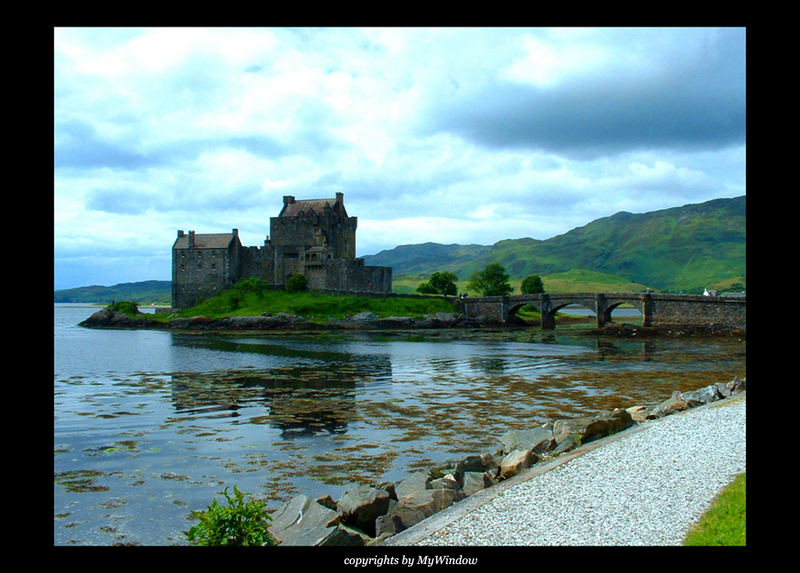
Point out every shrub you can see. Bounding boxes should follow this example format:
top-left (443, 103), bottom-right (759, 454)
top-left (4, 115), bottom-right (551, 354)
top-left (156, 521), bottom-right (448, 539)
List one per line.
top-left (285, 273), bottom-right (308, 293)
top-left (235, 277), bottom-right (269, 297)
top-left (107, 301), bottom-right (140, 315)
top-left (416, 281), bottom-right (438, 294)
top-left (185, 485), bottom-right (276, 546)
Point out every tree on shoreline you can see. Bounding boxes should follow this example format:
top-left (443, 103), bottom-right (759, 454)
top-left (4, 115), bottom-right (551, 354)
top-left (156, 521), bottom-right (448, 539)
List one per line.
top-left (417, 271), bottom-right (458, 296)
top-left (520, 275), bottom-right (545, 294)
top-left (467, 263), bottom-right (512, 297)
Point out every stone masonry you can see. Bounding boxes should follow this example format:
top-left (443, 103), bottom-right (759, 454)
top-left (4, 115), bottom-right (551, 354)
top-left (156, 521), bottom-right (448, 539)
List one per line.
top-left (172, 193), bottom-right (392, 309)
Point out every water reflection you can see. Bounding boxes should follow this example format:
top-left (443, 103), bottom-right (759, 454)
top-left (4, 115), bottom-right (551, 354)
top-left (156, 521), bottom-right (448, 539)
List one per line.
top-left (55, 305), bottom-right (745, 546)
top-left (168, 356), bottom-right (394, 438)
top-left (593, 339), bottom-right (656, 360)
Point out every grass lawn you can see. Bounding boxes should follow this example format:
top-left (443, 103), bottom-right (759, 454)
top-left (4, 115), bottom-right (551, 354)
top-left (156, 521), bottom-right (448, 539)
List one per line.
top-left (683, 472), bottom-right (746, 546)
top-left (149, 279), bottom-right (457, 323)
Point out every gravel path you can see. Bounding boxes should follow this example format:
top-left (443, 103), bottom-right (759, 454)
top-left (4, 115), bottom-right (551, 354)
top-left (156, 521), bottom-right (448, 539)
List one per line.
top-left (401, 395), bottom-right (746, 546)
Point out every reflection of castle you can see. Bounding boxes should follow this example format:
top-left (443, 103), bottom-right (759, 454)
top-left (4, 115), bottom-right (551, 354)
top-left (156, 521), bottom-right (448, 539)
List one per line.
top-left (172, 193), bottom-right (392, 309)
top-left (166, 335), bottom-right (394, 437)
top-left (168, 370), bottom-right (358, 437)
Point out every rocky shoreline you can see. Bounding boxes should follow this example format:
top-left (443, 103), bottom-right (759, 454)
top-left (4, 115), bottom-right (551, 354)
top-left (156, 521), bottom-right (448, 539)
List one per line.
top-left (79, 308), bottom-right (745, 337)
top-left (262, 376), bottom-right (745, 547)
top-left (78, 306), bottom-right (746, 546)
top-left (79, 308), bottom-right (485, 331)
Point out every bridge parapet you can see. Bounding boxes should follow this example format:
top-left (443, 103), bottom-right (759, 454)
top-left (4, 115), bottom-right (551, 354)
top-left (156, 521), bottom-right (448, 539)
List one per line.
top-left (456, 292), bottom-right (745, 330)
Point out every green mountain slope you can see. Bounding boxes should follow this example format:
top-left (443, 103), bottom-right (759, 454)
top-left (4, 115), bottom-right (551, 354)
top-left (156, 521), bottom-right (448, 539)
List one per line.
top-left (54, 280), bottom-right (172, 304)
top-left (363, 242), bottom-right (493, 276)
top-left (363, 196), bottom-right (745, 292)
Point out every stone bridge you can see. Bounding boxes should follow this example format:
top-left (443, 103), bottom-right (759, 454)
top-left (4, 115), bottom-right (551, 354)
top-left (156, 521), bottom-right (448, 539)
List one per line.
top-left (454, 292), bottom-right (746, 330)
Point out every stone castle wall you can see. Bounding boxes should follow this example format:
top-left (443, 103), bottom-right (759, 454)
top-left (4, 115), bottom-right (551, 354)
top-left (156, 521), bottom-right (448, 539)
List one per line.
top-left (172, 195), bottom-right (390, 309)
top-left (172, 244), bottom-right (238, 309)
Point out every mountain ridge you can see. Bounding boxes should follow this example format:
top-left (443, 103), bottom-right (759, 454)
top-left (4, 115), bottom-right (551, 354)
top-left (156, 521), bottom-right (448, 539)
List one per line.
top-left (55, 196), bottom-right (745, 300)
top-left (363, 195), bottom-right (745, 292)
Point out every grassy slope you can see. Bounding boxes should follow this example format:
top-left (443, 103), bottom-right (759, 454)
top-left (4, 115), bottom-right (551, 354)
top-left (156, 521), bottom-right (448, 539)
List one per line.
top-left (57, 197), bottom-right (744, 303)
top-left (683, 472), bottom-right (746, 546)
top-left (394, 268), bottom-right (653, 296)
top-left (55, 280), bottom-right (172, 304)
top-left (365, 196), bottom-right (745, 292)
top-left (164, 283), bottom-right (456, 322)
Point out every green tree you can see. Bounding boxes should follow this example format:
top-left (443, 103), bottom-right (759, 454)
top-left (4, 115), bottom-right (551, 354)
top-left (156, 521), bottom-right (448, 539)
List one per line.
top-left (428, 271), bottom-right (458, 296)
top-left (416, 281), bottom-right (438, 294)
top-left (185, 485), bottom-right (276, 546)
top-left (467, 263), bottom-right (513, 296)
top-left (520, 275), bottom-right (545, 294)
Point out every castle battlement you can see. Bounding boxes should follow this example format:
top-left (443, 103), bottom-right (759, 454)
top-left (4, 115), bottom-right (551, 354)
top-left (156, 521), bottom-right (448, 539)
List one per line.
top-left (171, 194), bottom-right (391, 309)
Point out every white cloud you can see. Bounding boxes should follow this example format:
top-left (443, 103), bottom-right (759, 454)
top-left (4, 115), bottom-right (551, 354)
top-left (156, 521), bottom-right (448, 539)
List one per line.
top-left (501, 32), bottom-right (611, 88)
top-left (54, 27), bottom-right (746, 289)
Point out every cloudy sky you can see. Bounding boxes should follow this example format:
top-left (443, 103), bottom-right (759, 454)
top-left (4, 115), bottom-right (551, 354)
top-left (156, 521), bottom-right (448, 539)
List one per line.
top-left (54, 27), bottom-right (746, 290)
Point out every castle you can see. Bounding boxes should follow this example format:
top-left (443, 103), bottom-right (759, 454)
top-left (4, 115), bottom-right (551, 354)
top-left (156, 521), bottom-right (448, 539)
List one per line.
top-left (171, 193), bottom-right (392, 309)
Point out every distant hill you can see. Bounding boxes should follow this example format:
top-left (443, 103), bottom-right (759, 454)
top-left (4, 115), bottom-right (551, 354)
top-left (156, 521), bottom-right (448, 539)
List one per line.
top-left (363, 196), bottom-right (745, 292)
top-left (55, 196), bottom-right (745, 300)
top-left (54, 280), bottom-right (171, 304)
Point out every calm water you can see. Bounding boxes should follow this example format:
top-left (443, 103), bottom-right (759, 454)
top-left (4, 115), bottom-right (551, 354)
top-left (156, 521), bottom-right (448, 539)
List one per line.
top-left (54, 303), bottom-right (745, 546)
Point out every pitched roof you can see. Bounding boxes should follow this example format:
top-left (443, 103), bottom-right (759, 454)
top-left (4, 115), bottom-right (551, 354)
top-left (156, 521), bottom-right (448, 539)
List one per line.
top-left (280, 198), bottom-right (336, 218)
top-left (173, 232), bottom-right (238, 250)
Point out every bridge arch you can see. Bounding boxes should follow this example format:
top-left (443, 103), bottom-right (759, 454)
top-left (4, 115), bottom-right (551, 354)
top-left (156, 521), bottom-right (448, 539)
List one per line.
top-left (457, 292), bottom-right (743, 330)
top-left (506, 301), bottom-right (542, 325)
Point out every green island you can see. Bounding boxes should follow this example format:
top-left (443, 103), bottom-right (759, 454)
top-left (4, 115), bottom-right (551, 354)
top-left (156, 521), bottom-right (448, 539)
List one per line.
top-left (100, 275), bottom-right (617, 329)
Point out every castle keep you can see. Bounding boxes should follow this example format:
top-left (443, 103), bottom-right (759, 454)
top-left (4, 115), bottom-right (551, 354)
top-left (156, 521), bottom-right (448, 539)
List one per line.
top-left (172, 193), bottom-right (392, 309)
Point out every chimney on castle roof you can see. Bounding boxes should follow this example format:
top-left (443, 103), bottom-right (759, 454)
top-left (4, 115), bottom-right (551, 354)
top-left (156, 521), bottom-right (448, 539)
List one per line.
top-left (177, 230), bottom-right (184, 238)
top-left (336, 192), bottom-right (344, 204)
top-left (188, 230), bottom-right (195, 248)
top-left (283, 196), bottom-right (295, 206)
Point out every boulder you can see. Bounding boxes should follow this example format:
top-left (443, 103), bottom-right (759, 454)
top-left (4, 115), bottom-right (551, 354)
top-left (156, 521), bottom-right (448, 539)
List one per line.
top-left (398, 487), bottom-right (459, 518)
top-left (499, 449), bottom-right (538, 479)
top-left (424, 312), bottom-right (460, 326)
top-left (168, 315), bottom-right (215, 329)
top-left (393, 472), bottom-right (460, 519)
top-left (273, 312), bottom-right (306, 323)
top-left (317, 522), bottom-right (372, 547)
top-left (714, 382), bottom-right (732, 398)
top-left (647, 391), bottom-right (691, 419)
top-left (552, 408), bottom-right (634, 450)
top-left (680, 384), bottom-right (723, 407)
top-left (336, 484), bottom-right (391, 538)
top-left (429, 473), bottom-right (460, 493)
top-left (499, 427), bottom-right (555, 455)
top-left (727, 376), bottom-right (746, 394)
top-left (429, 464), bottom-right (457, 480)
top-left (454, 453), bottom-right (496, 486)
top-left (626, 405), bottom-right (649, 423)
top-left (377, 316), bottom-right (415, 328)
top-left (268, 494), bottom-right (341, 546)
top-left (373, 480), bottom-right (398, 501)
top-left (316, 494), bottom-right (338, 511)
top-left (461, 471), bottom-right (496, 497)
top-left (82, 308), bottom-right (113, 324)
top-left (394, 470), bottom-right (430, 499)
top-left (374, 499), bottom-right (427, 537)
top-left (581, 408), bottom-right (634, 442)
